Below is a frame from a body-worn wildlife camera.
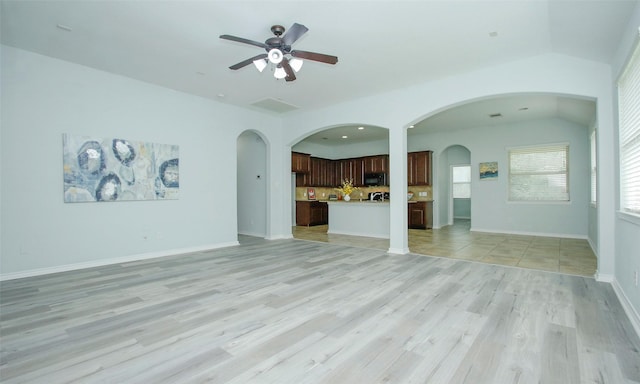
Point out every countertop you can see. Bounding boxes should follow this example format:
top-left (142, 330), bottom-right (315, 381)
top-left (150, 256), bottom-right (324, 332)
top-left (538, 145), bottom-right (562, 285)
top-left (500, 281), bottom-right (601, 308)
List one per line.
top-left (296, 199), bottom-right (434, 204)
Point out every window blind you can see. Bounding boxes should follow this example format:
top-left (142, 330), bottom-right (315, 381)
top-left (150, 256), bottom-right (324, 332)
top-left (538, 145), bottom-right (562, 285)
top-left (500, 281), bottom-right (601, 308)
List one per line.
top-left (452, 165), bottom-right (471, 198)
top-left (590, 130), bottom-right (597, 204)
top-left (618, 42), bottom-right (640, 215)
top-left (509, 145), bottom-right (569, 201)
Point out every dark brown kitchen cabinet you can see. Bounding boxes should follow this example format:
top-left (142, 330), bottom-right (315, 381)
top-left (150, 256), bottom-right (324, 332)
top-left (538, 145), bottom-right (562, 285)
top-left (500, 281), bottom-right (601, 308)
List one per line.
top-left (296, 201), bottom-right (328, 226)
top-left (408, 201), bottom-right (433, 229)
top-left (310, 157), bottom-right (323, 186)
top-left (329, 160), bottom-right (340, 187)
top-left (296, 172), bottom-right (309, 187)
top-left (291, 152), bottom-right (311, 173)
top-left (408, 151), bottom-right (432, 186)
top-left (310, 157), bottom-right (334, 187)
top-left (364, 155), bottom-right (388, 174)
top-left (338, 158), bottom-right (365, 186)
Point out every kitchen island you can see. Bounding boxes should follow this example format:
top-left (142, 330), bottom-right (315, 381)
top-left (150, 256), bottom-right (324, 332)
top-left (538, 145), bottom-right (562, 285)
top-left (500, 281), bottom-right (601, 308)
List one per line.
top-left (326, 200), bottom-right (390, 239)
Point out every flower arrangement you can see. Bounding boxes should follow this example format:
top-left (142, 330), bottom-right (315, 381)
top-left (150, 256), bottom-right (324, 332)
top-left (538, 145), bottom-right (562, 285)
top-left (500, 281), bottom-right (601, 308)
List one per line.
top-left (335, 178), bottom-right (359, 197)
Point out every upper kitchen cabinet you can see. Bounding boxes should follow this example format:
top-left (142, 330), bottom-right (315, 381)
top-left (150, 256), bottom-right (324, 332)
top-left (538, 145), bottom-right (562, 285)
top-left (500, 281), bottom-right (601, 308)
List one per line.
top-left (338, 158), bottom-right (365, 186)
top-left (408, 151), bottom-right (432, 186)
top-left (291, 152), bottom-right (311, 173)
top-left (364, 155), bottom-right (389, 174)
top-left (310, 157), bottom-right (334, 187)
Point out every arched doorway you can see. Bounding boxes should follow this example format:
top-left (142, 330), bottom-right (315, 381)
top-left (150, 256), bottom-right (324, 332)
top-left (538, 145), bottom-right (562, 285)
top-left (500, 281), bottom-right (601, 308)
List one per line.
top-left (237, 131), bottom-right (267, 239)
top-left (440, 145), bottom-right (471, 227)
top-left (290, 124), bottom-right (390, 244)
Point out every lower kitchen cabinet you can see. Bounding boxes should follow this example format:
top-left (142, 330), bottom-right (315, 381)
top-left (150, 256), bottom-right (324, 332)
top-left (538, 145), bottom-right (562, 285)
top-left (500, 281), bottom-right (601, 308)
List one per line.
top-left (408, 201), bottom-right (433, 229)
top-left (296, 201), bottom-right (328, 226)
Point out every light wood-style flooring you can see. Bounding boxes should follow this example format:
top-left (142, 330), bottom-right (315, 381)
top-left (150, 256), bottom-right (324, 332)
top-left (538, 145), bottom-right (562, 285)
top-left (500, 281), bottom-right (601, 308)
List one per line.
top-left (1, 237), bottom-right (637, 383)
top-left (293, 219), bottom-right (598, 277)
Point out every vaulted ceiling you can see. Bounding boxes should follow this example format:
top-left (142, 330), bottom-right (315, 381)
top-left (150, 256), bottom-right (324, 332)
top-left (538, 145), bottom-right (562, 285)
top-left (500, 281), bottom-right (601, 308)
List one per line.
top-left (2, 1), bottom-right (633, 135)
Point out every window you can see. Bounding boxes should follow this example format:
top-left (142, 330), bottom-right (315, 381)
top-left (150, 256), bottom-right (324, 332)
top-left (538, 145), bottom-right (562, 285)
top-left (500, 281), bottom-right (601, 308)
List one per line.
top-left (452, 165), bottom-right (471, 198)
top-left (508, 144), bottom-right (569, 201)
top-left (618, 42), bottom-right (640, 215)
top-left (590, 130), bottom-right (597, 205)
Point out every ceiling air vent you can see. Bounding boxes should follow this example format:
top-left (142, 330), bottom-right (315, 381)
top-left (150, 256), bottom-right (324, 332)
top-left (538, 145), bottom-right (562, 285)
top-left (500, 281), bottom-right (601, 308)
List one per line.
top-left (489, 113), bottom-right (503, 118)
top-left (251, 98), bottom-right (299, 113)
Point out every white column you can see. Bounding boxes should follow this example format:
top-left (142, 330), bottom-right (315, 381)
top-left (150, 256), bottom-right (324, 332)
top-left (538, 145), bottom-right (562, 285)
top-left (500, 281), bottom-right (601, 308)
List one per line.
top-left (595, 97), bottom-right (616, 281)
top-left (388, 126), bottom-right (409, 254)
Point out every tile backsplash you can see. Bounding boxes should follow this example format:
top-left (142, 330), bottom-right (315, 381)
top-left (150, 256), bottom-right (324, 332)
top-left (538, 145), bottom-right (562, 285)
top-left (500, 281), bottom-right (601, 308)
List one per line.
top-left (296, 185), bottom-right (432, 201)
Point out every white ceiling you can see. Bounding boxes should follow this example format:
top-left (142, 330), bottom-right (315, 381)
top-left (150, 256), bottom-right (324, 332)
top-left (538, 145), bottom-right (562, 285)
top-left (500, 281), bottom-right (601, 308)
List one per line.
top-left (1, 0), bottom-right (632, 138)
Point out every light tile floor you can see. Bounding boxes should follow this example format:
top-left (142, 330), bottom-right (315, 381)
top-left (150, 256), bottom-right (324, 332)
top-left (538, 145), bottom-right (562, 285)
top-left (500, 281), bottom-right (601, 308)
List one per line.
top-left (292, 219), bottom-right (597, 277)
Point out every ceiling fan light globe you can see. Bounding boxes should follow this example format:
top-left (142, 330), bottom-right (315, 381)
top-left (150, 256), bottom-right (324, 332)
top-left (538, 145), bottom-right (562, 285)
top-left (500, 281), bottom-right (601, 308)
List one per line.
top-left (289, 58), bottom-right (303, 72)
top-left (267, 48), bottom-right (283, 64)
top-left (274, 66), bottom-right (287, 79)
top-left (252, 58), bottom-right (267, 72)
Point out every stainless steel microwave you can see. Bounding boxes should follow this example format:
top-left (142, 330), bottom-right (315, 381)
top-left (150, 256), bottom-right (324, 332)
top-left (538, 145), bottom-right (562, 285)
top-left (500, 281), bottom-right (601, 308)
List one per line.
top-left (364, 173), bottom-right (387, 186)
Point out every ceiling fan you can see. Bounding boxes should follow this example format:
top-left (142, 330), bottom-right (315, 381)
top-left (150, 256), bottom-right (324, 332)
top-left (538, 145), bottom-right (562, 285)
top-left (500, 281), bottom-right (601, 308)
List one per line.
top-left (219, 23), bottom-right (338, 82)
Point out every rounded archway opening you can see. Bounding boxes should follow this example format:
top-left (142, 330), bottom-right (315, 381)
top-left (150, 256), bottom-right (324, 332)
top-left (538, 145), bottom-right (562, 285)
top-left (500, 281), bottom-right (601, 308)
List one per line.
top-left (237, 130), bottom-right (268, 241)
top-left (290, 124), bottom-right (391, 245)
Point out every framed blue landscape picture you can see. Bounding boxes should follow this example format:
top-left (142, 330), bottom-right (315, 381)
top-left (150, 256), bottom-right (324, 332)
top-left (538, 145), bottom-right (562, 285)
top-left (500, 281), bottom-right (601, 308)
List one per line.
top-left (479, 161), bottom-right (498, 180)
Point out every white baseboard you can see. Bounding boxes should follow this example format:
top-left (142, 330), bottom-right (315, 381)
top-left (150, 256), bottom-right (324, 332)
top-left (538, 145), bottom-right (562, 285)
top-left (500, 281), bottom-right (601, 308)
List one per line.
top-left (470, 227), bottom-right (588, 240)
top-left (238, 231), bottom-right (266, 238)
top-left (611, 278), bottom-right (640, 339)
top-left (587, 237), bottom-right (598, 258)
top-left (388, 247), bottom-right (409, 255)
top-left (327, 229), bottom-right (389, 239)
top-left (595, 272), bottom-right (614, 283)
top-left (0, 241), bottom-right (240, 281)
top-left (266, 234), bottom-right (294, 240)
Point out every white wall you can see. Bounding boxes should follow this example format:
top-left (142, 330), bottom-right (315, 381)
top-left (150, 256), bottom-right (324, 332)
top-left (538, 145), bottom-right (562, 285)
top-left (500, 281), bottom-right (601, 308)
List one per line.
top-left (611, 4), bottom-right (640, 327)
top-left (0, 46), bottom-right (281, 277)
top-left (293, 138), bottom-right (389, 160)
top-left (588, 123), bottom-right (598, 252)
top-left (237, 131), bottom-right (267, 237)
top-left (292, 141), bottom-right (335, 159)
top-left (281, 52), bottom-right (615, 262)
top-left (411, 118), bottom-right (590, 237)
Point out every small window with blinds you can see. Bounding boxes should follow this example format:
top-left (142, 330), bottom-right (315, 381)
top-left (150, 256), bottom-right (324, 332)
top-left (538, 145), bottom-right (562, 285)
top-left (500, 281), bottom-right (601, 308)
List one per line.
top-left (452, 165), bottom-right (471, 198)
top-left (618, 41), bottom-right (640, 216)
top-left (591, 130), bottom-right (597, 205)
top-left (508, 144), bottom-right (569, 201)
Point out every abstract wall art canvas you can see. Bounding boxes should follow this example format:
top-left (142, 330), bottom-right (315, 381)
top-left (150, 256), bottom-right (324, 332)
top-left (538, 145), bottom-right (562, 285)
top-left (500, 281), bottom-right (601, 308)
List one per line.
top-left (479, 161), bottom-right (498, 180)
top-left (63, 134), bottom-right (179, 203)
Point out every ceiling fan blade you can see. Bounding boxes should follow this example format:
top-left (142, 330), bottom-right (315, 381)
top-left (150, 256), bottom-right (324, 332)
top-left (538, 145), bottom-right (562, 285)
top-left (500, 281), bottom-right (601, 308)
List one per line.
top-left (281, 58), bottom-right (297, 82)
top-left (281, 23), bottom-right (308, 46)
top-left (229, 53), bottom-right (267, 70)
top-left (219, 34), bottom-right (269, 49)
top-left (291, 50), bottom-right (338, 65)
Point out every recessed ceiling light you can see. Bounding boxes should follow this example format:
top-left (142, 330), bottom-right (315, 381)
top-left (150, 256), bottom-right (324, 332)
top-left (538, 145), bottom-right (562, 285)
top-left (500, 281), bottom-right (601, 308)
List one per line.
top-left (342, 135), bottom-right (348, 139)
top-left (217, 93), bottom-right (225, 98)
top-left (358, 126), bottom-right (364, 130)
top-left (56, 24), bottom-right (73, 32)
top-left (408, 125), bottom-right (415, 129)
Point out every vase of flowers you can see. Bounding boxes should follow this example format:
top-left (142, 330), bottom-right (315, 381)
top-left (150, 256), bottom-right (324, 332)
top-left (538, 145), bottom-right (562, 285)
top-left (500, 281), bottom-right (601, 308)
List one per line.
top-left (335, 178), bottom-right (359, 201)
